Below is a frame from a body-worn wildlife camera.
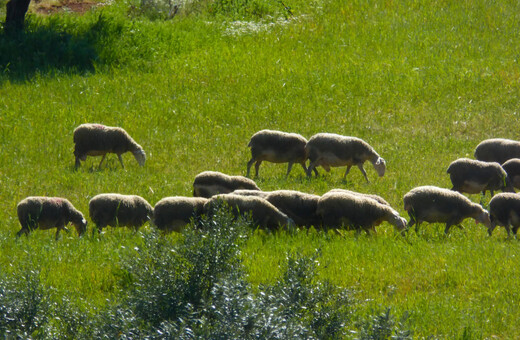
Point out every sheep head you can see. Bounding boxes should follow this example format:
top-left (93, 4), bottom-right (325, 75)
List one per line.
top-left (133, 148), bottom-right (146, 166)
top-left (372, 157), bottom-right (386, 177)
top-left (474, 209), bottom-right (491, 229)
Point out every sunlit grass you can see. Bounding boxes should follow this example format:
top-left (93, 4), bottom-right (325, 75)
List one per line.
top-left (2, 0), bottom-right (520, 337)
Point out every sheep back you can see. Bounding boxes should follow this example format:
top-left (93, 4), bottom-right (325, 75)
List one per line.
top-left (89, 194), bottom-right (153, 230)
top-left (193, 171), bottom-right (260, 198)
top-left (264, 190), bottom-right (321, 228)
top-left (248, 130), bottom-right (308, 164)
top-left (17, 196), bottom-right (87, 238)
top-left (204, 194), bottom-right (293, 230)
top-left (73, 123), bottom-right (145, 167)
top-left (446, 158), bottom-right (509, 194)
top-left (326, 188), bottom-right (390, 206)
top-left (488, 193), bottom-right (520, 236)
top-left (403, 186), bottom-right (490, 229)
top-left (474, 138), bottom-right (520, 164)
top-left (305, 133), bottom-right (385, 180)
top-left (153, 196), bottom-right (208, 232)
top-left (502, 158), bottom-right (520, 190)
top-left (317, 192), bottom-right (405, 232)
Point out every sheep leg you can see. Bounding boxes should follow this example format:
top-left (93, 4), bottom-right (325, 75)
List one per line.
top-left (55, 227), bottom-right (62, 240)
top-left (16, 228), bottom-right (29, 238)
top-left (356, 164), bottom-right (370, 182)
top-left (117, 154), bottom-right (125, 168)
top-left (444, 221), bottom-right (455, 235)
top-left (299, 162), bottom-right (308, 175)
top-left (98, 154), bottom-right (107, 169)
top-left (307, 161), bottom-right (318, 177)
top-left (246, 158), bottom-right (256, 177)
top-left (75, 157), bottom-right (81, 170)
top-left (285, 162), bottom-right (294, 177)
top-left (488, 222), bottom-right (497, 236)
top-left (342, 166), bottom-right (352, 180)
top-left (254, 161), bottom-right (262, 177)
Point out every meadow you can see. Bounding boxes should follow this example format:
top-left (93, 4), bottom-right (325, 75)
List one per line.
top-left (1, 0), bottom-right (520, 337)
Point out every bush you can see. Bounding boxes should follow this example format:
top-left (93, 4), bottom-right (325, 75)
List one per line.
top-left (0, 269), bottom-right (48, 339)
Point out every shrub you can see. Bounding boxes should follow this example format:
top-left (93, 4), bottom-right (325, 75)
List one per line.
top-left (0, 269), bottom-right (48, 339)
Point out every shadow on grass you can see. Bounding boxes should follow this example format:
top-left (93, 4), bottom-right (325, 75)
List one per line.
top-left (0, 14), bottom-right (119, 82)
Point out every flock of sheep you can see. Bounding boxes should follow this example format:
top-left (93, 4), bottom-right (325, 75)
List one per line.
top-left (15, 124), bottom-right (520, 240)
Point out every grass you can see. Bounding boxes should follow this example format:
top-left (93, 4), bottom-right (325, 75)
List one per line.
top-left (2, 0), bottom-right (520, 337)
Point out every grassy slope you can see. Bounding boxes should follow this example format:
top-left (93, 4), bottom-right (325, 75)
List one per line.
top-left (2, 0), bottom-right (520, 337)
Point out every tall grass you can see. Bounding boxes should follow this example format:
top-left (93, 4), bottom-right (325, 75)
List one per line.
top-left (1, 0), bottom-right (520, 337)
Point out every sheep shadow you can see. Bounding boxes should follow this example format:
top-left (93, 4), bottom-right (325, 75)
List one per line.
top-left (0, 14), bottom-right (116, 83)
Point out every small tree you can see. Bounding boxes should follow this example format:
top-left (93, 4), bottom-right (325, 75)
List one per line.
top-left (4, 0), bottom-right (31, 32)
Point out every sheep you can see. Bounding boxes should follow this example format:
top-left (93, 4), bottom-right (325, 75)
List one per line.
top-left (193, 171), bottom-right (260, 198)
top-left (152, 197), bottom-right (208, 233)
top-left (474, 138), bottom-right (520, 165)
top-left (326, 188), bottom-right (390, 206)
top-left (203, 194), bottom-right (294, 230)
top-left (305, 133), bottom-right (386, 182)
top-left (488, 193), bottom-right (520, 237)
top-left (501, 158), bottom-right (520, 191)
top-left (446, 158), bottom-right (513, 196)
top-left (403, 186), bottom-right (491, 235)
top-left (16, 196), bottom-right (87, 240)
top-left (231, 189), bottom-right (271, 198)
top-left (73, 123), bottom-right (146, 169)
top-left (246, 129), bottom-right (315, 177)
top-left (316, 191), bottom-right (407, 234)
top-left (264, 190), bottom-right (322, 228)
top-left (89, 194), bottom-right (153, 232)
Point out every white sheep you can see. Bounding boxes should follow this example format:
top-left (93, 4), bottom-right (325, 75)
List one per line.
top-left (474, 138), bottom-right (520, 165)
top-left (264, 190), bottom-right (322, 228)
top-left (326, 188), bottom-right (390, 206)
top-left (488, 193), bottom-right (520, 237)
top-left (501, 158), bottom-right (520, 191)
top-left (203, 194), bottom-right (294, 230)
top-left (246, 129), bottom-right (314, 177)
top-left (73, 123), bottom-right (146, 169)
top-left (305, 133), bottom-right (386, 182)
top-left (403, 186), bottom-right (491, 234)
top-left (89, 193), bottom-right (153, 232)
top-left (193, 171), bottom-right (260, 198)
top-left (152, 196), bottom-right (208, 232)
top-left (231, 189), bottom-right (271, 198)
top-left (316, 191), bottom-right (407, 234)
top-left (446, 158), bottom-right (513, 196)
top-left (16, 196), bottom-right (87, 240)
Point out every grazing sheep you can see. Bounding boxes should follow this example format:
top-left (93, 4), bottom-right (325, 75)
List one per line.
top-left (89, 194), bottom-right (153, 232)
top-left (488, 193), bottom-right (520, 237)
top-left (193, 171), bottom-right (260, 198)
top-left (316, 191), bottom-right (407, 234)
top-left (305, 133), bottom-right (386, 182)
top-left (264, 190), bottom-right (322, 228)
top-left (73, 123), bottom-right (146, 169)
top-left (204, 194), bottom-right (294, 230)
top-left (246, 130), bottom-right (314, 177)
top-left (153, 197), bottom-right (208, 232)
top-left (403, 186), bottom-right (491, 234)
top-left (474, 138), bottom-right (520, 165)
top-left (16, 196), bottom-right (87, 240)
top-left (502, 158), bottom-right (520, 191)
top-left (326, 188), bottom-right (390, 206)
top-left (231, 189), bottom-right (271, 198)
top-left (446, 158), bottom-right (513, 196)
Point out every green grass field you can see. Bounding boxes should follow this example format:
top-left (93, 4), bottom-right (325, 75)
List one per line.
top-left (2, 0), bottom-right (520, 337)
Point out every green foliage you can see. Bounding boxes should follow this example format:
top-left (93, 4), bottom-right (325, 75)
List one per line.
top-left (0, 269), bottom-right (48, 339)
top-left (2, 0), bottom-right (520, 338)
